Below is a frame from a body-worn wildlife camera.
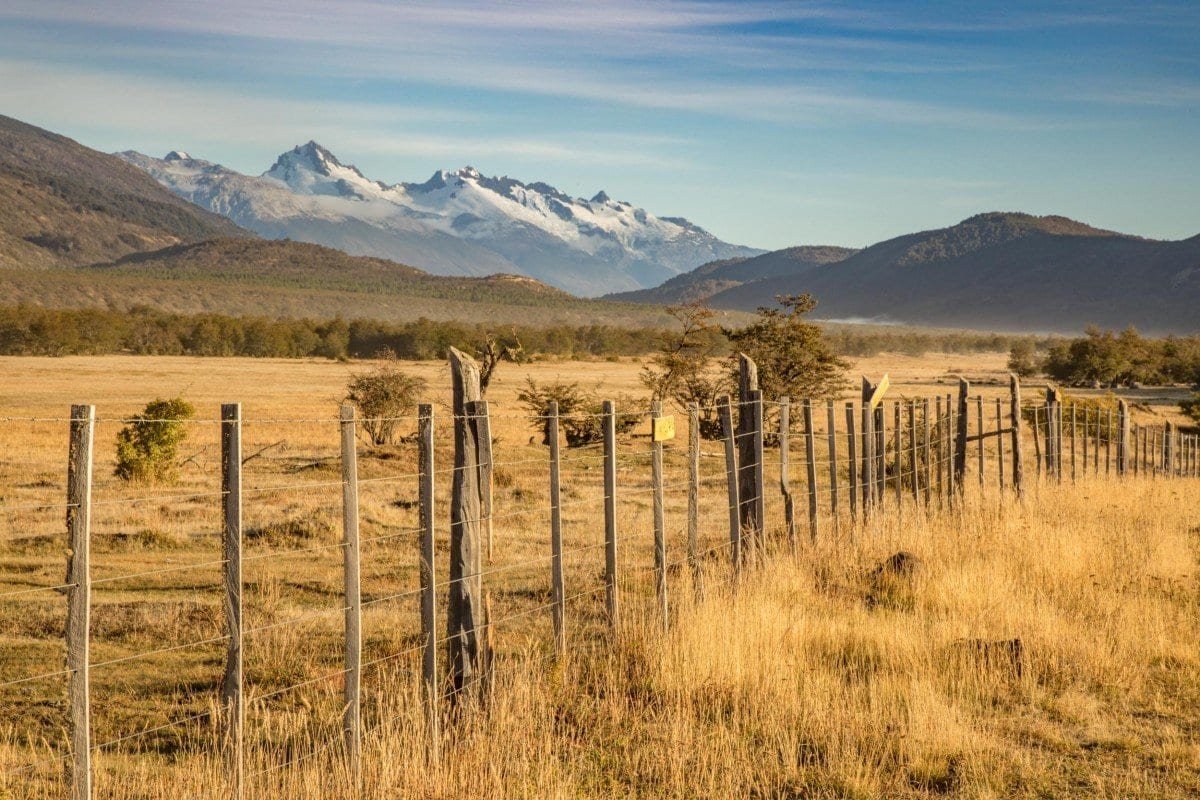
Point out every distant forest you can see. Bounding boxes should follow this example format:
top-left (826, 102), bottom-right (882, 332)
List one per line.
top-left (0, 304), bottom-right (1042, 361)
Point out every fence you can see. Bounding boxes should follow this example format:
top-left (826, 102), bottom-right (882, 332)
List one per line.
top-left (2, 354), bottom-right (1198, 799)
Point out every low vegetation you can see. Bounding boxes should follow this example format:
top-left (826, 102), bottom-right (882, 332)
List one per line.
top-left (344, 359), bottom-right (427, 446)
top-left (113, 397), bottom-right (195, 482)
top-left (1014, 326), bottom-right (1200, 388)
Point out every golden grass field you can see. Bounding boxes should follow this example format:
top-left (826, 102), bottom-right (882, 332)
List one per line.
top-left (1, 352), bottom-right (1198, 799)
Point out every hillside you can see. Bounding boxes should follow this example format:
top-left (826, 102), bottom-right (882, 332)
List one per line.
top-left (605, 245), bottom-right (858, 305)
top-left (0, 115), bottom-right (246, 270)
top-left (705, 213), bottom-right (1200, 333)
top-left (119, 145), bottom-right (764, 295)
top-left (0, 237), bottom-right (727, 328)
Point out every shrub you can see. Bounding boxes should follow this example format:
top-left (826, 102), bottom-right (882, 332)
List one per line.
top-left (344, 360), bottom-right (427, 446)
top-left (1006, 339), bottom-right (1041, 377)
top-left (115, 397), bottom-right (195, 483)
top-left (640, 303), bottom-right (728, 439)
top-left (517, 378), bottom-right (641, 447)
top-left (1181, 395), bottom-right (1200, 425)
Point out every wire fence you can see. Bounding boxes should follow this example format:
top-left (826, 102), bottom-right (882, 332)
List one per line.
top-left (1, 373), bottom-right (1197, 797)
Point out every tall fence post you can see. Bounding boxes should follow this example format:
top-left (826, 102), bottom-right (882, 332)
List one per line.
top-left (687, 402), bottom-right (701, 595)
top-left (338, 405), bottom-right (362, 781)
top-left (220, 403), bottom-right (243, 800)
top-left (860, 379), bottom-right (875, 514)
top-left (908, 400), bottom-right (920, 503)
top-left (1117, 400), bottom-right (1130, 476)
top-left (1163, 422), bottom-right (1173, 474)
top-left (922, 398), bottom-right (933, 506)
top-left (602, 400), bottom-right (619, 628)
top-left (718, 396), bottom-right (741, 580)
top-left (845, 403), bottom-right (858, 522)
top-left (447, 347), bottom-right (483, 699)
top-left (547, 402), bottom-right (565, 659)
top-left (826, 401), bottom-right (840, 525)
top-left (651, 401), bottom-right (668, 630)
top-left (476, 401), bottom-right (493, 563)
top-left (736, 354), bottom-right (761, 560)
top-left (66, 404), bottom-right (94, 800)
top-left (954, 378), bottom-right (969, 500)
top-left (1010, 375), bottom-right (1024, 496)
top-left (417, 404), bottom-right (438, 761)
top-left (894, 402), bottom-right (904, 506)
top-left (779, 397), bottom-right (796, 554)
top-left (802, 399), bottom-right (818, 543)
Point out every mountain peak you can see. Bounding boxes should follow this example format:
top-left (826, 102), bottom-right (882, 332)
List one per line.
top-left (164, 150), bottom-right (191, 162)
top-left (267, 140), bottom-right (343, 177)
top-left (591, 190), bottom-right (611, 204)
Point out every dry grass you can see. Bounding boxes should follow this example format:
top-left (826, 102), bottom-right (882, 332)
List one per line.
top-left (1, 353), bottom-right (1198, 798)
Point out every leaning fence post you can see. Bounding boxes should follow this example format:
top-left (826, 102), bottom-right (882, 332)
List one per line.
top-left (779, 397), bottom-right (796, 554)
top-left (1010, 375), bottom-right (1024, 497)
top-left (602, 400), bottom-right (619, 628)
top-left (651, 400), bottom-right (668, 630)
top-left (66, 404), bottom-right (94, 800)
top-left (338, 405), bottom-right (362, 780)
top-left (547, 402), bottom-right (566, 658)
top-left (802, 399), bottom-right (818, 543)
top-left (220, 403), bottom-right (243, 800)
top-left (417, 404), bottom-right (438, 761)
top-left (953, 378), bottom-right (969, 499)
top-left (687, 402), bottom-right (701, 595)
top-left (718, 395), bottom-right (740, 579)
top-left (446, 347), bottom-right (483, 699)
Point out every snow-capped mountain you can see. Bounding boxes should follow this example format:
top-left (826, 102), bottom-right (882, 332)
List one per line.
top-left (117, 143), bottom-right (763, 295)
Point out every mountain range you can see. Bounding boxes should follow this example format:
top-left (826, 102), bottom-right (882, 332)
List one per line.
top-left (117, 144), bottom-right (763, 296)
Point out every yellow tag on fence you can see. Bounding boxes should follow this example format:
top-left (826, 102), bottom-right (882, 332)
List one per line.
top-left (868, 374), bottom-right (891, 410)
top-left (652, 415), bottom-right (676, 442)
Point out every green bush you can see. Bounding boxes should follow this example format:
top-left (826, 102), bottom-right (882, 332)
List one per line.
top-left (115, 397), bottom-right (195, 483)
top-left (345, 361), bottom-right (427, 446)
top-left (517, 378), bottom-right (641, 447)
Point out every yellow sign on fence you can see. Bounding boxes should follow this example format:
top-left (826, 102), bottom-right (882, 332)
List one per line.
top-left (868, 374), bottom-right (891, 409)
top-left (652, 415), bottom-right (676, 442)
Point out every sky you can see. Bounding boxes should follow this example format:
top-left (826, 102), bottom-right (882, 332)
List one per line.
top-left (0, 1), bottom-right (1197, 250)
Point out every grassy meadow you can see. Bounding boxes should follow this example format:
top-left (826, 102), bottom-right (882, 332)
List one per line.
top-left (1, 352), bottom-right (1198, 798)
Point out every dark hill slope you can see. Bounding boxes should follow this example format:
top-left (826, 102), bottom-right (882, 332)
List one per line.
top-left (707, 213), bottom-right (1200, 334)
top-left (606, 245), bottom-right (857, 305)
top-left (0, 114), bottom-right (247, 270)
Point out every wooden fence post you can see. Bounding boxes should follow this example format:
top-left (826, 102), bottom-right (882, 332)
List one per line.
top-left (845, 403), bottom-right (858, 522)
top-left (475, 401), bottom-right (493, 563)
top-left (687, 402), bottom-right (701, 595)
top-left (934, 396), bottom-right (945, 503)
top-left (860, 379), bottom-right (875, 513)
top-left (894, 401), bottom-right (904, 506)
top-left (1163, 422), bottom-right (1173, 474)
top-left (602, 400), bottom-right (619, 628)
top-left (922, 398), bottom-right (933, 506)
top-left (736, 355), bottom-right (761, 560)
top-left (1083, 407), bottom-right (1090, 474)
top-left (977, 396), bottom-right (985, 487)
top-left (953, 378), bottom-right (969, 498)
top-left (547, 402), bottom-right (565, 659)
top-left (1117, 400), bottom-right (1130, 476)
top-left (826, 401), bottom-right (839, 524)
top-left (946, 393), bottom-right (956, 497)
top-left (447, 347), bottom-right (483, 699)
top-left (718, 396), bottom-right (740, 578)
top-left (908, 400), bottom-right (920, 502)
top-left (779, 398), bottom-right (796, 554)
top-left (338, 405), bottom-right (362, 779)
top-left (66, 404), bottom-right (94, 800)
top-left (1070, 405), bottom-right (1078, 482)
top-left (1093, 406), bottom-right (1101, 473)
top-left (802, 399), bottom-right (818, 543)
top-left (1010, 375), bottom-right (1024, 497)
top-left (995, 398), bottom-right (1005, 491)
top-left (651, 401), bottom-right (668, 629)
top-left (219, 403), bottom-right (243, 800)
top-left (417, 404), bottom-right (438, 760)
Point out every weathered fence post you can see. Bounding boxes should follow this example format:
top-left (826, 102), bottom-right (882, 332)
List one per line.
top-left (1083, 408), bottom-right (1090, 474)
top-left (338, 405), bottom-right (362, 779)
top-left (860, 378), bottom-right (875, 513)
top-left (845, 403), bottom-right (858, 522)
top-left (1093, 406), bottom-right (1101, 472)
top-left (779, 398), bottom-right (797, 553)
top-left (736, 355), bottom-right (762, 560)
top-left (934, 396), bottom-right (945, 503)
top-left (447, 347), bottom-right (484, 699)
top-left (547, 401), bottom-right (565, 659)
top-left (922, 398), bottom-right (933, 506)
top-left (651, 400), bottom-right (668, 629)
top-left (1070, 405), bottom-right (1078, 482)
top-left (66, 404), bottom-right (94, 800)
top-left (476, 401), bottom-right (493, 563)
top-left (219, 403), bottom-right (243, 800)
top-left (1045, 387), bottom-right (1060, 482)
top-left (826, 401), bottom-right (840, 524)
top-left (908, 400), bottom-right (920, 502)
top-left (953, 378), bottom-right (969, 498)
top-left (946, 393), bottom-right (957, 497)
top-left (718, 396), bottom-right (740, 578)
top-left (417, 404), bottom-right (438, 760)
top-left (1163, 422), bottom-right (1173, 474)
top-left (1105, 409), bottom-right (1112, 476)
top-left (602, 400), bottom-right (619, 628)
top-left (976, 396), bottom-right (985, 487)
top-left (1117, 400), bottom-right (1130, 476)
top-left (802, 399), bottom-right (818, 543)
top-left (1010, 375), bottom-right (1024, 497)
top-left (687, 402), bottom-right (701, 595)
top-left (894, 402), bottom-right (904, 506)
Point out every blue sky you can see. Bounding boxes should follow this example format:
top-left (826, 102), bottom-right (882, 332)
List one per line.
top-left (0, 1), bottom-right (1197, 250)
